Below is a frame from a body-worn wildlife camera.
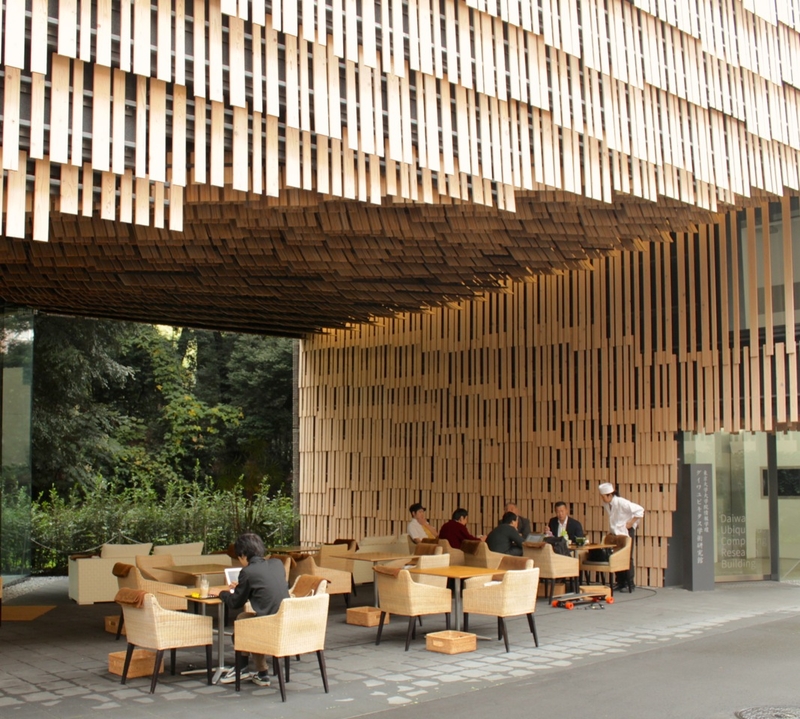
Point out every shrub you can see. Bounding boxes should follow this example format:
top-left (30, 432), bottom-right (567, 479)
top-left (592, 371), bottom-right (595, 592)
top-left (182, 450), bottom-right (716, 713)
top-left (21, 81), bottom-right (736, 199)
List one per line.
top-left (30, 478), bottom-right (297, 573)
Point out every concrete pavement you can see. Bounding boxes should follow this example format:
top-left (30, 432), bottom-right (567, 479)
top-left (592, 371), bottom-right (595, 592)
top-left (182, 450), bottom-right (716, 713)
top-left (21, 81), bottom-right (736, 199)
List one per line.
top-left (1, 577), bottom-right (800, 719)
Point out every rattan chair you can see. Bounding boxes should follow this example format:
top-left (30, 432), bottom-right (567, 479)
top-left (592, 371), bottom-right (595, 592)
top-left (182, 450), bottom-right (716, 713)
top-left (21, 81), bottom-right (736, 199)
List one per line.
top-left (289, 556), bottom-right (352, 606)
top-left (116, 591), bottom-right (213, 693)
top-left (522, 541), bottom-right (579, 599)
top-left (462, 567), bottom-right (540, 652)
top-left (437, 538), bottom-right (466, 566)
top-left (578, 534), bottom-right (632, 596)
top-left (412, 553), bottom-right (451, 588)
top-left (135, 555), bottom-right (196, 586)
top-left (289, 575), bottom-right (328, 597)
top-left (373, 567), bottom-right (452, 650)
top-left (317, 544), bottom-right (357, 593)
top-left (413, 543), bottom-right (443, 556)
top-left (233, 593), bottom-right (331, 701)
top-left (460, 539), bottom-right (505, 569)
top-left (113, 563), bottom-right (189, 640)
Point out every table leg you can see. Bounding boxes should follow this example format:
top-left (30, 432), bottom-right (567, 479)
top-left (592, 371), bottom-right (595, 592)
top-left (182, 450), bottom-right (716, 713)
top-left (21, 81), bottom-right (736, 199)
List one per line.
top-left (212, 601), bottom-right (229, 683)
top-left (182, 601), bottom-right (230, 684)
top-left (453, 579), bottom-right (462, 631)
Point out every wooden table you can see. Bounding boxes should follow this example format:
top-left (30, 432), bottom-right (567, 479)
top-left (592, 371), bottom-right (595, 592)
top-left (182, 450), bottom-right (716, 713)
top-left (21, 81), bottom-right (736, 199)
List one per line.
top-left (266, 545), bottom-right (320, 554)
top-left (408, 565), bottom-right (507, 631)
top-left (157, 585), bottom-right (230, 684)
top-left (154, 563), bottom-right (230, 576)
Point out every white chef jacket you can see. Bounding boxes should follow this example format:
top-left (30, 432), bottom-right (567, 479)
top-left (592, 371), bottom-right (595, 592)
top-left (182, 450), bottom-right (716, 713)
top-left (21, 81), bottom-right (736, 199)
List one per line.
top-left (604, 496), bottom-right (644, 536)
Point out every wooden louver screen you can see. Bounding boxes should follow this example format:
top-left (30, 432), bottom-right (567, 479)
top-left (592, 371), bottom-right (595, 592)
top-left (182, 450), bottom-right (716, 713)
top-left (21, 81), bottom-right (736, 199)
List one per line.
top-left (298, 202), bottom-right (800, 587)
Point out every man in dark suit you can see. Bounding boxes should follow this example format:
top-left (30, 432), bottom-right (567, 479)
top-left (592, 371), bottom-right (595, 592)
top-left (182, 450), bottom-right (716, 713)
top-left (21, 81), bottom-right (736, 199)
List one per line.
top-left (486, 512), bottom-right (525, 556)
top-left (505, 502), bottom-right (531, 539)
top-left (548, 501), bottom-right (584, 541)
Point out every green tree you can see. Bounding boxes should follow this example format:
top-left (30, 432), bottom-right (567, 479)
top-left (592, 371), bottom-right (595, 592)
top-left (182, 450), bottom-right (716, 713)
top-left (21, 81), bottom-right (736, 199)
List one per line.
top-left (109, 326), bottom-right (241, 489)
top-left (31, 316), bottom-right (294, 498)
top-left (31, 315), bottom-right (135, 495)
top-left (220, 334), bottom-right (295, 493)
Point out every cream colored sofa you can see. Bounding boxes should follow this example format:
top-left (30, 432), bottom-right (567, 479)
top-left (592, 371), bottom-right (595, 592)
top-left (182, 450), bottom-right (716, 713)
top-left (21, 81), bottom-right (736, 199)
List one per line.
top-left (68, 541), bottom-right (230, 605)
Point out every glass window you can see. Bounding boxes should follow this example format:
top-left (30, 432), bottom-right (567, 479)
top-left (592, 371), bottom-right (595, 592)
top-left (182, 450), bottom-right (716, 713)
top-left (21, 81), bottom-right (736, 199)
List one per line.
top-left (1, 306), bottom-right (34, 581)
top-left (683, 431), bottom-right (770, 580)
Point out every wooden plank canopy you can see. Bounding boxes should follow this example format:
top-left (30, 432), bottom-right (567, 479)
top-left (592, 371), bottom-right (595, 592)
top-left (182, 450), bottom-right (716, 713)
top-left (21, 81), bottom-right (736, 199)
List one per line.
top-left (2, 0), bottom-right (800, 334)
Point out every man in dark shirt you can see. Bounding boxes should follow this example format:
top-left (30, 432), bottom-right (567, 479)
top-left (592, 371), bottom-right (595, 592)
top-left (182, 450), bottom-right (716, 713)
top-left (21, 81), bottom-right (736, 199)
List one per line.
top-left (505, 502), bottom-right (532, 539)
top-left (486, 512), bottom-right (525, 556)
top-left (439, 508), bottom-right (485, 549)
top-left (210, 533), bottom-right (289, 686)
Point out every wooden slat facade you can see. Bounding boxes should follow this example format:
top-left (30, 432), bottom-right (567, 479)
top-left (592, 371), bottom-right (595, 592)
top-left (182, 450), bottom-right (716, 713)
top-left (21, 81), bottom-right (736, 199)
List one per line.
top-left (299, 202), bottom-right (800, 587)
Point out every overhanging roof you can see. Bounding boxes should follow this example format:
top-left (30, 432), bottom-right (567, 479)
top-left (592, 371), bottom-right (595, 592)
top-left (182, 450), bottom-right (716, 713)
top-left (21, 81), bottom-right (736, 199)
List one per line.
top-left (0, 189), bottom-right (721, 336)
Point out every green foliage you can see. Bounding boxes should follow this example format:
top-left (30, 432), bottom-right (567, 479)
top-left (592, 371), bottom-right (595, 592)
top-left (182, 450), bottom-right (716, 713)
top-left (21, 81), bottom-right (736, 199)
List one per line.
top-left (30, 478), bottom-right (297, 573)
top-left (1, 469), bottom-right (31, 574)
top-left (32, 316), bottom-right (296, 497)
top-left (32, 315), bottom-right (135, 494)
top-left (109, 327), bottom-right (242, 489)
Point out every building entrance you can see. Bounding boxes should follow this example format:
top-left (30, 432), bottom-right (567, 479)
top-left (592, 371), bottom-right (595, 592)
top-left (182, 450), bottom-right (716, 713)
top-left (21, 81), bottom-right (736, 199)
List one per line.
top-left (684, 431), bottom-right (800, 582)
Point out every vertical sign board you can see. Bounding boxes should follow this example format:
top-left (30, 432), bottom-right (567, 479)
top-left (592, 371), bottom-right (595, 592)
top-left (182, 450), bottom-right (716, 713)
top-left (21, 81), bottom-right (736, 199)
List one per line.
top-left (685, 463), bottom-right (714, 591)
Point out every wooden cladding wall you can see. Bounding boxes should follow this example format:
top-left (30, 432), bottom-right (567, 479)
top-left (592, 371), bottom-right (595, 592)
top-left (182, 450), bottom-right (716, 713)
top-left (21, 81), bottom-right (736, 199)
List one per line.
top-left (298, 202), bottom-right (800, 587)
top-left (3, 0), bottom-right (800, 240)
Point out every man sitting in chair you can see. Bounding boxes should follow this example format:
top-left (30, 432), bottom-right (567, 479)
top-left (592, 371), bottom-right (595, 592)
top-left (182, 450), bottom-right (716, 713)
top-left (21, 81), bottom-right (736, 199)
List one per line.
top-left (548, 501), bottom-right (585, 542)
top-left (439, 508), bottom-right (485, 549)
top-left (210, 532), bottom-right (289, 686)
top-left (486, 512), bottom-right (525, 556)
top-left (407, 503), bottom-right (438, 543)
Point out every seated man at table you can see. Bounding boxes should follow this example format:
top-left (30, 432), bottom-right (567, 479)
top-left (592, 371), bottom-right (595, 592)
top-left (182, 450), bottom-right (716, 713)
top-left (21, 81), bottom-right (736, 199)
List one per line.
top-left (547, 501), bottom-right (585, 542)
top-left (407, 502), bottom-right (438, 543)
top-left (486, 512), bottom-right (525, 556)
top-left (439, 508), bottom-right (485, 549)
top-left (210, 532), bottom-right (289, 686)
top-left (504, 501), bottom-right (532, 539)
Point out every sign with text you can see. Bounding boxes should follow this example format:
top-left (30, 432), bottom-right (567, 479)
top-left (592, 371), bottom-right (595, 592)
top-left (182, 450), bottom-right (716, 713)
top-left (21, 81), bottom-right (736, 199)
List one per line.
top-left (686, 464), bottom-right (714, 591)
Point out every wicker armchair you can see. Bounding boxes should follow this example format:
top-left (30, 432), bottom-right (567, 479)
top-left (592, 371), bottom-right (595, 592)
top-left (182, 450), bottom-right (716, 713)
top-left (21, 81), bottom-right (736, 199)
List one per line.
top-left (413, 543), bottom-right (443, 556)
top-left (289, 556), bottom-right (352, 606)
top-left (233, 593), bottom-right (331, 701)
top-left (317, 544), bottom-right (358, 592)
top-left (289, 575), bottom-right (328, 597)
top-left (460, 539), bottom-right (505, 569)
top-left (438, 538), bottom-right (466, 566)
top-left (135, 555), bottom-right (196, 586)
top-left (373, 567), bottom-right (451, 650)
top-left (578, 534), bottom-right (632, 596)
top-left (523, 541), bottom-right (579, 599)
top-left (412, 553), bottom-right (451, 588)
top-left (462, 567), bottom-right (540, 652)
top-left (382, 552), bottom-right (451, 587)
top-left (113, 563), bottom-right (190, 640)
top-left (116, 591), bottom-right (213, 693)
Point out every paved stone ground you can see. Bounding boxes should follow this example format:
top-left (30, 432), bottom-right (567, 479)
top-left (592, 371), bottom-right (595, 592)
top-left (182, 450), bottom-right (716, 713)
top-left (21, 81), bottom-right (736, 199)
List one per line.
top-left (2, 577), bottom-right (800, 719)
